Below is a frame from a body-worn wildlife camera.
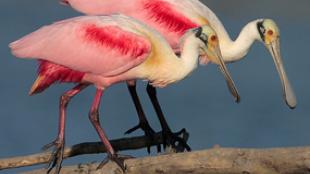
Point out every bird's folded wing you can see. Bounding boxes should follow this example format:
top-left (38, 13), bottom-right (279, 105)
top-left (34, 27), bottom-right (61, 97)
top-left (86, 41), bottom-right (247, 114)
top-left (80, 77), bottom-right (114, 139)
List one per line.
top-left (10, 16), bottom-right (151, 76)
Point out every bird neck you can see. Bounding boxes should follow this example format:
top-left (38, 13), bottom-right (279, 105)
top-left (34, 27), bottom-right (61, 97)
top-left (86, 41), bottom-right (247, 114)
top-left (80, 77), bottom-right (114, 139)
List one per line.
top-left (177, 33), bottom-right (200, 77)
top-left (218, 20), bottom-right (261, 62)
top-left (144, 31), bottom-right (200, 87)
top-left (197, 4), bottom-right (261, 62)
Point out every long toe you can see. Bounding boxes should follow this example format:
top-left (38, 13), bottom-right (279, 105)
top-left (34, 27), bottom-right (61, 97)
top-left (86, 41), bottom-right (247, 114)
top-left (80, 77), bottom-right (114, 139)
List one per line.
top-left (125, 121), bottom-right (155, 136)
top-left (43, 139), bottom-right (65, 174)
top-left (125, 122), bottom-right (161, 153)
top-left (141, 124), bottom-right (161, 154)
top-left (97, 154), bottom-right (134, 172)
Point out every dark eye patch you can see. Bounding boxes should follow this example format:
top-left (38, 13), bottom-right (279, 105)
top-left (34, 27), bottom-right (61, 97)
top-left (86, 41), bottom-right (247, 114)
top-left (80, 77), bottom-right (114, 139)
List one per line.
top-left (199, 33), bottom-right (208, 45)
top-left (194, 27), bottom-right (202, 37)
top-left (257, 21), bottom-right (266, 41)
top-left (194, 27), bottom-right (208, 45)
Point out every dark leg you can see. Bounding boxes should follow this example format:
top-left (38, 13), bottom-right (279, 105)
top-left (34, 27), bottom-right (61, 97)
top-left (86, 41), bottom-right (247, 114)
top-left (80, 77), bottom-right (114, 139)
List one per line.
top-left (89, 89), bottom-right (130, 171)
top-left (43, 83), bottom-right (89, 174)
top-left (125, 82), bottom-right (161, 153)
top-left (146, 83), bottom-right (191, 152)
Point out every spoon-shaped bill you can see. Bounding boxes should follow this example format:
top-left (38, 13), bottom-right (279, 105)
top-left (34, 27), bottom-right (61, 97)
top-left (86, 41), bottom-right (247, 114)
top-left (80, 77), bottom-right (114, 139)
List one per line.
top-left (267, 38), bottom-right (297, 109)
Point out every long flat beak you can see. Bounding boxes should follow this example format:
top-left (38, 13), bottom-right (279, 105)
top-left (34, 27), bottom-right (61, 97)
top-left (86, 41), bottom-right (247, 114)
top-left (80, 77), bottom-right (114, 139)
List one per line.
top-left (266, 38), bottom-right (297, 109)
top-left (207, 46), bottom-right (240, 103)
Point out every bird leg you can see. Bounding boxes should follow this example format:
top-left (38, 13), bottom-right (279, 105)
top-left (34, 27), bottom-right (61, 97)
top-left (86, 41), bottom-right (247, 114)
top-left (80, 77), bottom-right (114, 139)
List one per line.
top-left (42, 84), bottom-right (89, 174)
top-left (125, 82), bottom-right (161, 153)
top-left (89, 89), bottom-right (131, 172)
top-left (146, 83), bottom-right (191, 152)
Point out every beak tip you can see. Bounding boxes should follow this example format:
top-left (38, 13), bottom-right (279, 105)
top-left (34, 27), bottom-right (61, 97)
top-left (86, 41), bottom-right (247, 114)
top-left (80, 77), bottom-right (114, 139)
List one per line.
top-left (235, 96), bottom-right (241, 103)
top-left (284, 91), bottom-right (297, 110)
top-left (287, 102), bottom-right (297, 110)
top-left (289, 106), bottom-right (296, 110)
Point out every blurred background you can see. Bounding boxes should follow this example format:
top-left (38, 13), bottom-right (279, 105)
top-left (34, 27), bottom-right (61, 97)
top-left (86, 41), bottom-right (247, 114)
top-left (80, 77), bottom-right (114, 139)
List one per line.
top-left (0, 0), bottom-right (309, 173)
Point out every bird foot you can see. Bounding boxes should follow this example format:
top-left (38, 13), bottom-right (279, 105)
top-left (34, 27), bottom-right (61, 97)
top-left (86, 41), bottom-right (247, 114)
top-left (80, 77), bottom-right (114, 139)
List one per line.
top-left (162, 128), bottom-right (191, 153)
top-left (97, 154), bottom-right (134, 172)
top-left (125, 121), bottom-right (161, 153)
top-left (42, 138), bottom-right (65, 174)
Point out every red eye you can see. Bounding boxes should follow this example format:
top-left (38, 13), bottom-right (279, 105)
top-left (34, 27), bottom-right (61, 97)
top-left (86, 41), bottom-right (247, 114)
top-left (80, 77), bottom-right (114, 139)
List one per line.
top-left (211, 35), bottom-right (217, 41)
top-left (268, 30), bottom-right (274, 36)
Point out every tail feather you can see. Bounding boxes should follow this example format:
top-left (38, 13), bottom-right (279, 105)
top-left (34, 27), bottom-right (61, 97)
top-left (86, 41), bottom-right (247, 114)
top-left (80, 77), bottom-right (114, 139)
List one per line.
top-left (29, 60), bottom-right (85, 95)
top-left (29, 75), bottom-right (46, 95)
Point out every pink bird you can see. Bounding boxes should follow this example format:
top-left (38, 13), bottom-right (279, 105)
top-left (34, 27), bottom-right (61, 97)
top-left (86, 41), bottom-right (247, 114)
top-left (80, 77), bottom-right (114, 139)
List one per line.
top-left (61, 0), bottom-right (297, 158)
top-left (10, 15), bottom-right (238, 173)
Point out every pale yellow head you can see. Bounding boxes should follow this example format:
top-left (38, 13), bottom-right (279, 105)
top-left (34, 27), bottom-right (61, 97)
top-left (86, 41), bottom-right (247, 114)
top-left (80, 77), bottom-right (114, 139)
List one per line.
top-left (257, 19), bottom-right (280, 45)
top-left (195, 26), bottom-right (222, 65)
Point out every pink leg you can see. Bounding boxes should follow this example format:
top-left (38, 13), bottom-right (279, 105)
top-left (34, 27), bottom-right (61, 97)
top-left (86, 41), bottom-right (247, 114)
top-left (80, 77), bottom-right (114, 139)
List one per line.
top-left (88, 89), bottom-right (115, 155)
top-left (89, 89), bottom-right (130, 171)
top-left (43, 84), bottom-right (89, 174)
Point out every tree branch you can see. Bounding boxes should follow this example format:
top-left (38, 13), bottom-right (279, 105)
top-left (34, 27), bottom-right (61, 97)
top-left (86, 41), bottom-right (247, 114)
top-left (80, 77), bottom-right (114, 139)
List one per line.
top-left (24, 146), bottom-right (310, 174)
top-left (2, 128), bottom-right (310, 174)
top-left (0, 129), bottom-right (189, 170)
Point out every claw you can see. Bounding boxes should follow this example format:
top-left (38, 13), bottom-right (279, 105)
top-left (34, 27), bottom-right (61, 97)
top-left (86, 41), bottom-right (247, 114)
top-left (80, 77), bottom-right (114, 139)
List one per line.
top-left (42, 141), bottom-right (57, 151)
top-left (162, 129), bottom-right (191, 153)
top-left (125, 122), bottom-right (161, 154)
top-left (156, 142), bottom-right (161, 153)
top-left (97, 154), bottom-right (134, 172)
top-left (42, 139), bottom-right (65, 174)
top-left (124, 124), bottom-right (140, 135)
top-left (147, 144), bottom-right (151, 154)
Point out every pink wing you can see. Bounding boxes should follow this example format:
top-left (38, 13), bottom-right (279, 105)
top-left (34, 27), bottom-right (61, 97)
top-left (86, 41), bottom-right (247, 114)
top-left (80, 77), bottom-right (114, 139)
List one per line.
top-left (10, 16), bottom-right (151, 76)
top-left (142, 0), bottom-right (198, 34)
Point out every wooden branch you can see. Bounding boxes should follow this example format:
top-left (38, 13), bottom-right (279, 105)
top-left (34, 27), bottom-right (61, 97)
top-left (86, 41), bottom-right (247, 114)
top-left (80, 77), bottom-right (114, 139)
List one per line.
top-left (2, 129), bottom-right (310, 174)
top-left (0, 129), bottom-right (189, 170)
top-left (24, 146), bottom-right (310, 174)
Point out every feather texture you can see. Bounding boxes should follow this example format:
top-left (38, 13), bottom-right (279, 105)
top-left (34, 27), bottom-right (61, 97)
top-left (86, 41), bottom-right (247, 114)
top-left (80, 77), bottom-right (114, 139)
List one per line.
top-left (142, 0), bottom-right (198, 34)
top-left (30, 60), bottom-right (85, 95)
top-left (10, 16), bottom-right (151, 76)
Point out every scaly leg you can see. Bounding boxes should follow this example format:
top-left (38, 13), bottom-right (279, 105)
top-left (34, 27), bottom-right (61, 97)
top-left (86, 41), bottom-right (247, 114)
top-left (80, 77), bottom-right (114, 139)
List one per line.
top-left (125, 81), bottom-right (161, 153)
top-left (146, 83), bottom-right (191, 152)
top-left (43, 84), bottom-right (89, 174)
top-left (89, 89), bottom-right (131, 171)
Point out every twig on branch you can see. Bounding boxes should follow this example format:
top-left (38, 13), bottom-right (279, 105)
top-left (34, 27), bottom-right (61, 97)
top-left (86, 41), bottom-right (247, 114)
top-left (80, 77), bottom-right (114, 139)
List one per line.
top-left (24, 146), bottom-right (310, 174)
top-left (0, 129), bottom-right (189, 170)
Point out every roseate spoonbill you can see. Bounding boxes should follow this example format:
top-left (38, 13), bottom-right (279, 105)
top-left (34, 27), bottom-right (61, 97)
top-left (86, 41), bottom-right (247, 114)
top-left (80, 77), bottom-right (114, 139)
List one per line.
top-left (10, 14), bottom-right (239, 173)
top-left (61, 0), bottom-right (297, 145)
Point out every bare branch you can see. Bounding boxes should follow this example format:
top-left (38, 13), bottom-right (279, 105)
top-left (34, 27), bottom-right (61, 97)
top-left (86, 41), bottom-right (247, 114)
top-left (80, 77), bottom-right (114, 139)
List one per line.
top-left (0, 129), bottom-right (188, 170)
top-left (2, 129), bottom-right (310, 174)
top-left (24, 147), bottom-right (310, 174)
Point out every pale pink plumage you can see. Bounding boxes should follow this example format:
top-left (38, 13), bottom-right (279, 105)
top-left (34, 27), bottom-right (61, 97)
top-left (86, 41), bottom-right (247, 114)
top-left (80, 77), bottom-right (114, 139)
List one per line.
top-left (64, 0), bottom-right (202, 51)
top-left (10, 16), bottom-right (151, 76)
top-left (10, 15), bottom-right (153, 93)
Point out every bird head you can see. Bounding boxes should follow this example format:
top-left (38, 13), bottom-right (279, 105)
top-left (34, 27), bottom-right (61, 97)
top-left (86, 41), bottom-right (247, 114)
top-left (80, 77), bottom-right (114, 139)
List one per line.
top-left (256, 19), bottom-right (297, 109)
top-left (194, 26), bottom-right (240, 103)
top-left (257, 19), bottom-right (280, 45)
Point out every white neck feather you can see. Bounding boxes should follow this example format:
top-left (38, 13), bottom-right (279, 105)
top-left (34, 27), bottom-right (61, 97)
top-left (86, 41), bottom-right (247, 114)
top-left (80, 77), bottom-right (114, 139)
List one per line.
top-left (219, 21), bottom-right (262, 62)
top-left (196, 3), bottom-right (261, 62)
top-left (148, 32), bottom-right (201, 87)
top-left (178, 33), bottom-right (201, 77)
